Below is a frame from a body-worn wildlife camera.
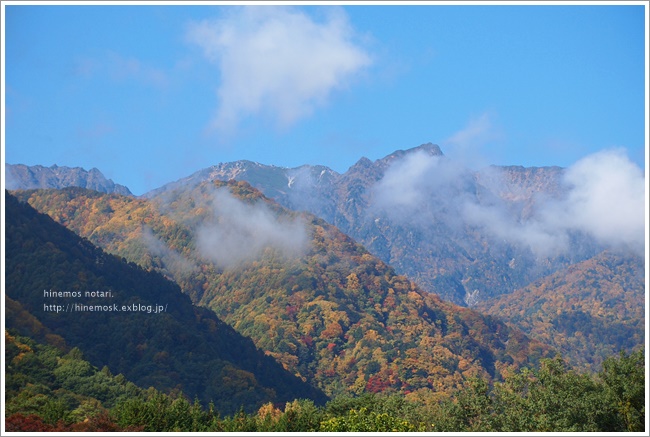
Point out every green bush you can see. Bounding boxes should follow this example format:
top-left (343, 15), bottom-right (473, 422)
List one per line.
top-left (320, 407), bottom-right (422, 432)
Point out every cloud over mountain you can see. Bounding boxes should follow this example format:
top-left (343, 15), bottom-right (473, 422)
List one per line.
top-left (550, 148), bottom-right (645, 253)
top-left (195, 187), bottom-right (310, 268)
top-left (371, 150), bottom-right (471, 228)
top-left (372, 147), bottom-right (645, 257)
top-left (186, 6), bottom-right (372, 131)
top-left (471, 148), bottom-right (645, 256)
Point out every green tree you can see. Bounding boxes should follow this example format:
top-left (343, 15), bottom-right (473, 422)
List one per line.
top-left (319, 407), bottom-right (422, 432)
top-left (600, 349), bottom-right (645, 432)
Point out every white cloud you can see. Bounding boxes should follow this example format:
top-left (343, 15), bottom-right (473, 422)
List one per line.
top-left (141, 226), bottom-right (197, 273)
top-left (549, 148), bottom-right (645, 253)
top-left (461, 198), bottom-right (571, 257)
top-left (372, 145), bottom-right (645, 258)
top-left (467, 148), bottom-right (646, 256)
top-left (373, 151), bottom-right (437, 209)
top-left (186, 6), bottom-right (372, 131)
top-left (446, 113), bottom-right (494, 148)
top-left (443, 112), bottom-right (502, 168)
top-left (195, 187), bottom-right (310, 269)
top-left (373, 150), bottom-right (466, 211)
top-left (370, 149), bottom-right (478, 234)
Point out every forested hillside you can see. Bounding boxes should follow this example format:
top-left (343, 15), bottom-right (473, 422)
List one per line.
top-left (136, 146), bottom-right (645, 376)
top-left (5, 191), bottom-right (327, 414)
top-left (13, 183), bottom-right (552, 398)
top-left (5, 180), bottom-right (645, 433)
top-left (476, 250), bottom-right (645, 372)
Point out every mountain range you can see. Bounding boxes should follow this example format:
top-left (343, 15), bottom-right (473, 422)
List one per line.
top-left (145, 143), bottom-right (602, 307)
top-left (10, 182), bottom-right (553, 400)
top-left (6, 143), bottom-right (644, 382)
top-left (5, 163), bottom-right (132, 196)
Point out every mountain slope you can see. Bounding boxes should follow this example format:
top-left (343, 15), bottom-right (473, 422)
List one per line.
top-left (5, 163), bottom-right (132, 196)
top-left (13, 183), bottom-right (553, 397)
top-left (5, 330), bottom-right (144, 425)
top-left (475, 250), bottom-right (645, 372)
top-left (145, 144), bottom-right (595, 307)
top-left (4, 191), bottom-right (327, 414)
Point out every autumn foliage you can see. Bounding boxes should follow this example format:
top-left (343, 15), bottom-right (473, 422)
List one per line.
top-left (13, 184), bottom-right (552, 399)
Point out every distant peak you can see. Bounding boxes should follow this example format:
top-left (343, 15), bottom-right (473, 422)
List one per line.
top-left (6, 163), bottom-right (132, 196)
top-left (379, 142), bottom-right (444, 165)
top-left (413, 142), bottom-right (443, 156)
top-left (349, 156), bottom-right (374, 171)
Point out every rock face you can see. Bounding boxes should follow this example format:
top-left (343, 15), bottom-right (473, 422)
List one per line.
top-left (315, 152), bottom-right (580, 307)
top-left (5, 163), bottom-right (132, 196)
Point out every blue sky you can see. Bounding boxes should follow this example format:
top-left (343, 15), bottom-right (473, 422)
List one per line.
top-left (3, 2), bottom-right (647, 195)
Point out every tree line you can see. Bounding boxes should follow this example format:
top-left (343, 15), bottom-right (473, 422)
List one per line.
top-left (6, 330), bottom-right (644, 432)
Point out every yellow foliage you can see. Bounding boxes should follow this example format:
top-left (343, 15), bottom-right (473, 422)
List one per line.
top-left (6, 330), bottom-right (33, 364)
top-left (346, 273), bottom-right (361, 291)
top-left (257, 402), bottom-right (282, 422)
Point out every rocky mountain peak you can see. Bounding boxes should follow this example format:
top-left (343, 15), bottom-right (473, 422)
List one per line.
top-left (413, 142), bottom-right (444, 156)
top-left (348, 156), bottom-right (374, 171)
top-left (377, 142), bottom-right (443, 168)
top-left (5, 163), bottom-right (132, 196)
